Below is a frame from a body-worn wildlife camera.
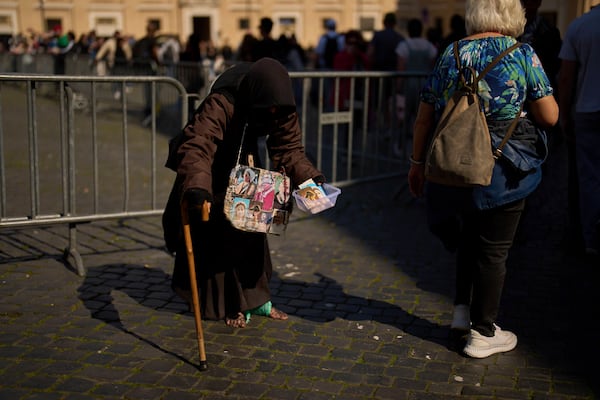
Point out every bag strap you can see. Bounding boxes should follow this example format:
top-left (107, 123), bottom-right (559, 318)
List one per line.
top-left (481, 42), bottom-right (524, 158)
top-left (476, 42), bottom-right (522, 83)
top-left (452, 41), bottom-right (525, 158)
top-left (234, 124), bottom-right (285, 176)
top-left (452, 42), bottom-right (467, 86)
top-left (235, 123), bottom-right (248, 165)
top-left (493, 102), bottom-right (525, 159)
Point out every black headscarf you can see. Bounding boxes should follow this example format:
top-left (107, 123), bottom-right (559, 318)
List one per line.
top-left (237, 58), bottom-right (297, 131)
top-left (237, 57), bottom-right (296, 109)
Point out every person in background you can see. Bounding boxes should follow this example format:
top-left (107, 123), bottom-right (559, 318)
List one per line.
top-left (367, 12), bottom-right (405, 138)
top-left (426, 26), bottom-right (443, 53)
top-left (276, 34), bottom-right (307, 110)
top-left (157, 34), bottom-right (181, 79)
top-left (180, 33), bottom-right (201, 63)
top-left (252, 17), bottom-right (278, 61)
top-left (439, 14), bottom-right (467, 53)
top-left (314, 18), bottom-right (344, 70)
top-left (236, 33), bottom-right (258, 62)
top-left (368, 12), bottom-right (404, 72)
top-left (331, 29), bottom-right (369, 111)
top-left (53, 29), bottom-right (76, 75)
top-left (220, 40), bottom-right (234, 64)
top-left (162, 58), bottom-right (325, 328)
top-left (95, 30), bottom-right (133, 99)
top-left (132, 22), bottom-right (159, 126)
top-left (312, 18), bottom-right (345, 109)
top-left (519, 0), bottom-right (562, 88)
top-left (558, 4), bottom-right (600, 258)
top-left (178, 33), bottom-right (206, 116)
top-left (407, 0), bottom-right (558, 358)
top-left (330, 29), bottom-right (370, 158)
top-left (84, 30), bottom-right (101, 69)
top-left (275, 34), bottom-right (306, 71)
top-left (394, 18), bottom-right (438, 154)
top-left (518, 0), bottom-right (569, 245)
top-left (74, 30), bottom-right (95, 58)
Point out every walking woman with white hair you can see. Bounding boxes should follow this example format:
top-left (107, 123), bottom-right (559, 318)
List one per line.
top-left (407, 0), bottom-right (558, 358)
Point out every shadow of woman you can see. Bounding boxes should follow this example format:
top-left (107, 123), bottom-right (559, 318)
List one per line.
top-left (271, 271), bottom-right (456, 350)
top-left (76, 263), bottom-right (199, 368)
top-left (77, 263), bottom-right (459, 365)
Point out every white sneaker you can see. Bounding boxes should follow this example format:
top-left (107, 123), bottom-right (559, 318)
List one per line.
top-left (450, 304), bottom-right (470, 331)
top-left (463, 324), bottom-right (517, 358)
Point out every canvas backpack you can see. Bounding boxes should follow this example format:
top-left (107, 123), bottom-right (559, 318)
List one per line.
top-left (424, 41), bottom-right (523, 187)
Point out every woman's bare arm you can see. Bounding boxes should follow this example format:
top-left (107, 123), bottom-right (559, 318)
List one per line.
top-left (528, 95), bottom-right (559, 128)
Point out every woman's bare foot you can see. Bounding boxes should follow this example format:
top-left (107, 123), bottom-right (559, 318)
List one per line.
top-left (269, 307), bottom-right (288, 320)
top-left (225, 312), bottom-right (247, 328)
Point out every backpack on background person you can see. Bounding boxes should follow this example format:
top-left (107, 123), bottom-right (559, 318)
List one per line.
top-left (322, 35), bottom-right (339, 69)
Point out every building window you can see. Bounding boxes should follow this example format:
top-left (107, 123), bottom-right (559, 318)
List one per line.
top-left (46, 18), bottom-right (62, 32)
top-left (89, 12), bottom-right (123, 37)
top-left (0, 15), bottom-right (12, 32)
top-left (93, 16), bottom-right (117, 37)
top-left (239, 18), bottom-right (249, 30)
top-left (359, 17), bottom-right (375, 32)
top-left (278, 17), bottom-right (296, 37)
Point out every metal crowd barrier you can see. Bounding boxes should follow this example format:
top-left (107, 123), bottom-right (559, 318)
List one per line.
top-left (287, 70), bottom-right (428, 183)
top-left (0, 74), bottom-right (193, 276)
top-left (0, 69), bottom-right (428, 276)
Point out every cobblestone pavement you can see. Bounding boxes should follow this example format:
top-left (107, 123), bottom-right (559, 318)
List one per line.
top-left (1, 144), bottom-right (598, 400)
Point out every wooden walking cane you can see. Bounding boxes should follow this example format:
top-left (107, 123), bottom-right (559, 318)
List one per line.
top-left (181, 198), bottom-right (211, 371)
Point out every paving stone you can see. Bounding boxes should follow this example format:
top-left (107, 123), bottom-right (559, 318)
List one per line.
top-left (22, 392), bottom-right (65, 400)
top-left (1, 145), bottom-right (599, 399)
top-left (53, 377), bottom-right (97, 393)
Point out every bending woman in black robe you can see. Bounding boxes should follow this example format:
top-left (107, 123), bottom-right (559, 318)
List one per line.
top-left (162, 58), bottom-right (325, 328)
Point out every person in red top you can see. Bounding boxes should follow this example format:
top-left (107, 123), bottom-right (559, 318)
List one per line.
top-left (331, 29), bottom-right (370, 111)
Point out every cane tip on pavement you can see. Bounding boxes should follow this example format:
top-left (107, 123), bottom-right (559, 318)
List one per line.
top-left (198, 361), bottom-right (208, 371)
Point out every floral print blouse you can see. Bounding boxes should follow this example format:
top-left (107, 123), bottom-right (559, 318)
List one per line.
top-left (421, 36), bottom-right (553, 121)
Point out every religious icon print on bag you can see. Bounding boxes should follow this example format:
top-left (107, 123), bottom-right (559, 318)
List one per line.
top-left (231, 198), bottom-right (250, 229)
top-left (245, 202), bottom-right (263, 231)
top-left (253, 172), bottom-right (276, 211)
top-left (273, 174), bottom-right (291, 208)
top-left (233, 167), bottom-right (259, 198)
top-left (269, 209), bottom-right (288, 235)
top-left (257, 211), bottom-right (272, 232)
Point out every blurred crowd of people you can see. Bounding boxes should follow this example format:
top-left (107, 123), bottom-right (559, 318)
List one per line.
top-left (0, 14), bottom-right (469, 77)
top-left (2, 24), bottom-right (227, 73)
top-left (0, 10), bottom-right (566, 136)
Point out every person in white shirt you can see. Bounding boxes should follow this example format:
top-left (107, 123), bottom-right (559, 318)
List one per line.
top-left (394, 18), bottom-right (438, 152)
